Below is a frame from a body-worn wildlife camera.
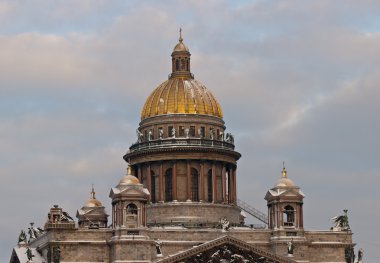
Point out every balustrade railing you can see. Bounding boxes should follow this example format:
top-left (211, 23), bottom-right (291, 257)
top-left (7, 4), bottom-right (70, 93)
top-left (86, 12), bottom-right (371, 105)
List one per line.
top-left (129, 137), bottom-right (235, 152)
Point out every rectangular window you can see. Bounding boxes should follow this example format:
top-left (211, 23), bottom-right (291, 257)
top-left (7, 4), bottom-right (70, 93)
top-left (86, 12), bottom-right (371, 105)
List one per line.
top-left (189, 126), bottom-right (196, 137)
top-left (179, 126), bottom-right (185, 137)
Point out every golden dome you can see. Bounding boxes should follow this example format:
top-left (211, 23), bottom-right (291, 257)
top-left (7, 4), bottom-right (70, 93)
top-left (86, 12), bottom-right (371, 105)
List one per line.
top-left (119, 165), bottom-right (140, 186)
top-left (275, 177), bottom-right (295, 188)
top-left (275, 162), bottom-right (295, 187)
top-left (141, 78), bottom-right (223, 120)
top-left (84, 186), bottom-right (103, 207)
top-left (173, 41), bottom-right (189, 52)
top-left (173, 28), bottom-right (189, 52)
top-left (84, 198), bottom-right (103, 207)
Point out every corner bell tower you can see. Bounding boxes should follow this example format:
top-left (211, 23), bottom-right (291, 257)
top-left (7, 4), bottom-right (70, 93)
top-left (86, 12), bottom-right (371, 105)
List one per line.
top-left (265, 163), bottom-right (305, 238)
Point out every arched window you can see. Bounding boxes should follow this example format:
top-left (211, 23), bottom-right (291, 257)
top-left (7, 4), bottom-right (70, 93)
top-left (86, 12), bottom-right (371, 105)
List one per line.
top-left (181, 59), bottom-right (186, 70)
top-left (186, 60), bottom-right (189, 71)
top-left (127, 203), bottom-right (138, 215)
top-left (165, 168), bottom-right (173, 202)
top-left (175, 59), bottom-right (179, 71)
top-left (151, 171), bottom-right (156, 203)
top-left (284, 205), bottom-right (295, 226)
top-left (207, 169), bottom-right (213, 202)
top-left (191, 168), bottom-right (199, 202)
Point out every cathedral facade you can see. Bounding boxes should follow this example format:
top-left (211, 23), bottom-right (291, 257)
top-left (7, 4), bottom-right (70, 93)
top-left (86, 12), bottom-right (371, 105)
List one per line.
top-left (10, 34), bottom-right (355, 263)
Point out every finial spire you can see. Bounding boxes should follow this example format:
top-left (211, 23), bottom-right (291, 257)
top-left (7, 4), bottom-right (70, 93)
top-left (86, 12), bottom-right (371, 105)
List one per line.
top-left (91, 184), bottom-right (96, 199)
top-left (282, 161), bottom-right (287, 178)
top-left (179, 27), bottom-right (183, 42)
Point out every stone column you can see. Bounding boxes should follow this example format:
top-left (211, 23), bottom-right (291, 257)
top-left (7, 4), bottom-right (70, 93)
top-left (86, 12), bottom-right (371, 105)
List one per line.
top-left (187, 161), bottom-right (191, 201)
top-left (212, 162), bottom-right (217, 203)
top-left (159, 162), bottom-right (164, 202)
top-left (222, 164), bottom-right (226, 203)
top-left (227, 168), bottom-right (231, 204)
top-left (112, 204), bottom-right (115, 228)
top-left (173, 161), bottom-right (177, 201)
top-left (147, 163), bottom-right (151, 202)
top-left (200, 161), bottom-right (205, 202)
top-left (232, 167), bottom-right (237, 204)
top-left (137, 165), bottom-right (142, 182)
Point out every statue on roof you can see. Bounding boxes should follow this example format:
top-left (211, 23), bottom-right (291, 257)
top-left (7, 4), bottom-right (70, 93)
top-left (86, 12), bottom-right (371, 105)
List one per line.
top-left (148, 130), bottom-right (153, 141)
top-left (331, 209), bottom-right (351, 231)
top-left (26, 247), bottom-right (35, 261)
top-left (345, 246), bottom-right (355, 263)
top-left (28, 223), bottom-right (37, 240)
top-left (61, 211), bottom-right (74, 222)
top-left (357, 248), bottom-right (363, 263)
top-left (53, 246), bottom-right (61, 263)
top-left (210, 128), bottom-right (214, 140)
top-left (225, 133), bottom-right (234, 144)
top-left (159, 128), bottom-right (164, 139)
top-left (219, 217), bottom-right (230, 232)
top-left (18, 230), bottom-right (27, 244)
top-left (171, 127), bottom-right (176, 138)
top-left (287, 239), bottom-right (294, 256)
top-left (136, 129), bottom-right (144, 143)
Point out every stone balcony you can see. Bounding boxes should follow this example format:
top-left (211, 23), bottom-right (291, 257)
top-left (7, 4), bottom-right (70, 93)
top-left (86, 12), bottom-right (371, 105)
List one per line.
top-left (128, 137), bottom-right (235, 153)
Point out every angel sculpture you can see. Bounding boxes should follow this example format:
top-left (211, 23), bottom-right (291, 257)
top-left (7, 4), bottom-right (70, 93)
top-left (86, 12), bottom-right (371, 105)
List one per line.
top-left (61, 211), bottom-right (74, 221)
top-left (18, 230), bottom-right (27, 243)
top-left (26, 247), bottom-right (35, 261)
top-left (331, 209), bottom-right (350, 231)
top-left (159, 128), bottom-right (164, 139)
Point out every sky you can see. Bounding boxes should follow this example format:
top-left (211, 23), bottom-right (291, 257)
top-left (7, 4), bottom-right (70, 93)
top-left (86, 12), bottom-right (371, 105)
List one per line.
top-left (0, 0), bottom-right (379, 261)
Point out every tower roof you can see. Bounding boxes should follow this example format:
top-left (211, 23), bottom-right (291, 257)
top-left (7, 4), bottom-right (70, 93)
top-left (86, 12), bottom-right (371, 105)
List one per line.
top-left (119, 165), bottom-right (140, 186)
top-left (173, 28), bottom-right (189, 52)
top-left (275, 162), bottom-right (295, 187)
top-left (83, 186), bottom-right (103, 207)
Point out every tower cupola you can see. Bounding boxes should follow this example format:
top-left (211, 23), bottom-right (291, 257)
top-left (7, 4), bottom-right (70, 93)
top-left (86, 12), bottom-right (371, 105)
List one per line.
top-left (170, 28), bottom-right (193, 79)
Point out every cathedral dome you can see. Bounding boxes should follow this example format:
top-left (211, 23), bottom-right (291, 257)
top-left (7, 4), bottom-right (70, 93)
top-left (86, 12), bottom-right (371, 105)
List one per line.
top-left (140, 78), bottom-right (223, 120)
top-left (140, 31), bottom-right (223, 121)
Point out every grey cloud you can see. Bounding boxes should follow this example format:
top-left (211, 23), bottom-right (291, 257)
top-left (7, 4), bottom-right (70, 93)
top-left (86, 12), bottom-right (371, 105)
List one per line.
top-left (1, 1), bottom-right (379, 261)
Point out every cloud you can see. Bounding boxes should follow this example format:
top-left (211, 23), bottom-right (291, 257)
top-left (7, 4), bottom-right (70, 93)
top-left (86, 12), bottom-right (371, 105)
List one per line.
top-left (0, 1), bottom-right (379, 261)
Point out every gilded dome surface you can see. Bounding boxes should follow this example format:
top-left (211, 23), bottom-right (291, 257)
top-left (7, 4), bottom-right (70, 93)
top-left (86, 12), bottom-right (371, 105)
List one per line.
top-left (83, 187), bottom-right (103, 207)
top-left (84, 198), bottom-right (103, 207)
top-left (119, 174), bottom-right (140, 186)
top-left (173, 41), bottom-right (189, 52)
top-left (141, 78), bottom-right (223, 120)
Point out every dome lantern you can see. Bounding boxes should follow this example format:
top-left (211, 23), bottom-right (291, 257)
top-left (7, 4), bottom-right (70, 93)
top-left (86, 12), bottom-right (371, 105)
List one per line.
top-left (170, 28), bottom-right (193, 79)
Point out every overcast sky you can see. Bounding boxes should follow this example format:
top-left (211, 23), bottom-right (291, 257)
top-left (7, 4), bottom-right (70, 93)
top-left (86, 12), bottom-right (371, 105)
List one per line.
top-left (0, 0), bottom-right (379, 262)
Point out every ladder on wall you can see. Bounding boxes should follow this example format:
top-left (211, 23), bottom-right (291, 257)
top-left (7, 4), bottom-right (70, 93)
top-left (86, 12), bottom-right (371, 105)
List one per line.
top-left (237, 199), bottom-right (268, 225)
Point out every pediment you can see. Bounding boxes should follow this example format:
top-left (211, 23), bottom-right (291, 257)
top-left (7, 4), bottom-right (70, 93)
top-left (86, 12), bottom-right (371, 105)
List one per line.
top-left (158, 235), bottom-right (296, 263)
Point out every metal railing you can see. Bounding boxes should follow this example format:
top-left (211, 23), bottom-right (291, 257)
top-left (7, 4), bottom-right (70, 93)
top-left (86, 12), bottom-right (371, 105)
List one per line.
top-left (237, 199), bottom-right (268, 225)
top-left (129, 138), bottom-right (235, 152)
